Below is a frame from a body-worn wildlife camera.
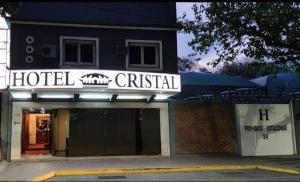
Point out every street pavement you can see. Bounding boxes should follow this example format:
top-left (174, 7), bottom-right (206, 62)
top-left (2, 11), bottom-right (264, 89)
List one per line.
top-left (1, 154), bottom-right (300, 181)
top-left (47, 170), bottom-right (300, 181)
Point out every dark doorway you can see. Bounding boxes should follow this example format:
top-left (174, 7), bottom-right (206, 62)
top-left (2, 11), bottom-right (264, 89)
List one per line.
top-left (21, 109), bottom-right (52, 156)
top-left (139, 109), bottom-right (161, 155)
top-left (105, 109), bottom-right (136, 155)
top-left (68, 108), bottom-right (106, 156)
top-left (68, 108), bottom-right (161, 157)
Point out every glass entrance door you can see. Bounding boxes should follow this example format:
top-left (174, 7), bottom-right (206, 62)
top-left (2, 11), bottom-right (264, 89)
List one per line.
top-left (21, 109), bottom-right (52, 156)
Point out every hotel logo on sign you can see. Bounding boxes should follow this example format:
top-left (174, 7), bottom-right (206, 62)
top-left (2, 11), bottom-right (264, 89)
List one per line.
top-left (79, 73), bottom-right (111, 88)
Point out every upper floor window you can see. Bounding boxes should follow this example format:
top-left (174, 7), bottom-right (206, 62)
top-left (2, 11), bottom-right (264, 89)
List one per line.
top-left (126, 40), bottom-right (163, 71)
top-left (60, 36), bottom-right (99, 68)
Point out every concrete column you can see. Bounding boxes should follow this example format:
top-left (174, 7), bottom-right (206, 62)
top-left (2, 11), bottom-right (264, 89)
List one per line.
top-left (160, 103), bottom-right (170, 157)
top-left (10, 103), bottom-right (22, 160)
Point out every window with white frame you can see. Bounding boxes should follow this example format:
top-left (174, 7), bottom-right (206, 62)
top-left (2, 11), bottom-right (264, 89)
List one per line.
top-left (126, 40), bottom-right (162, 71)
top-left (60, 36), bottom-right (99, 67)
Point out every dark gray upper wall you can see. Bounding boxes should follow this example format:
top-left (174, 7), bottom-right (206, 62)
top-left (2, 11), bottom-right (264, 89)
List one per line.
top-left (10, 24), bottom-right (178, 74)
top-left (9, 3), bottom-right (178, 73)
top-left (10, 2), bottom-right (177, 28)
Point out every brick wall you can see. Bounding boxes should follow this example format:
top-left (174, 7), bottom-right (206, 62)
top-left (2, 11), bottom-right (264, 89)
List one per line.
top-left (174, 102), bottom-right (236, 154)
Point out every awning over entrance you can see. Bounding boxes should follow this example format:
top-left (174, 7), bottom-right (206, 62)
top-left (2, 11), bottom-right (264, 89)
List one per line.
top-left (9, 69), bottom-right (181, 102)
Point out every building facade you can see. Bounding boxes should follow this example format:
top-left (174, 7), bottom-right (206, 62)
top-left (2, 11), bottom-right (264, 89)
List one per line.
top-left (1, 2), bottom-right (181, 161)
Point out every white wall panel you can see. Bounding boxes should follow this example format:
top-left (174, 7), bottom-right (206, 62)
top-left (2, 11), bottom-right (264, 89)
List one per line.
top-left (236, 104), bottom-right (296, 156)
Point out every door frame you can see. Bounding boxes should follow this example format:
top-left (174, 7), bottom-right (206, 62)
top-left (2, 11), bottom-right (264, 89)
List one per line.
top-left (21, 110), bottom-right (29, 154)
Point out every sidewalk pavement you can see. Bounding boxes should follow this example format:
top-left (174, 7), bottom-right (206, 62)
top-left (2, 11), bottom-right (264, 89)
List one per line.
top-left (1, 154), bottom-right (300, 181)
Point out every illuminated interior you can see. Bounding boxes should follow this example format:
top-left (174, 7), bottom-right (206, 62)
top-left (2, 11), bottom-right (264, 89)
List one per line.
top-left (22, 110), bottom-right (51, 156)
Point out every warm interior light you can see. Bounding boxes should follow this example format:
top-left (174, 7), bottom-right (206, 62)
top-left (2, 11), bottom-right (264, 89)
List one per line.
top-left (40, 107), bottom-right (45, 114)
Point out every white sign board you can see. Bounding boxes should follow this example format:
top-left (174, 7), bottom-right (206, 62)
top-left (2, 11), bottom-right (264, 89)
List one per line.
top-left (10, 69), bottom-right (181, 93)
top-left (235, 104), bottom-right (296, 156)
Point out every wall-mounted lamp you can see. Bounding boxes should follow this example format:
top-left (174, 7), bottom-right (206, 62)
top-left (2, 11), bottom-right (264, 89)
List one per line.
top-left (110, 94), bottom-right (118, 102)
top-left (146, 94), bottom-right (156, 103)
top-left (73, 93), bottom-right (80, 102)
top-left (31, 93), bottom-right (38, 101)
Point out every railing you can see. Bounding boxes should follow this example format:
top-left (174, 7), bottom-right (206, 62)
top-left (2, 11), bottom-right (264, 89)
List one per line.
top-left (175, 86), bottom-right (300, 103)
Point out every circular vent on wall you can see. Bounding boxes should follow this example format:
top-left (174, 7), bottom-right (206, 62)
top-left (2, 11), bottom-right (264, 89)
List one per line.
top-left (26, 45), bottom-right (34, 53)
top-left (25, 55), bottom-right (34, 63)
top-left (25, 35), bottom-right (35, 64)
top-left (25, 36), bottom-right (34, 44)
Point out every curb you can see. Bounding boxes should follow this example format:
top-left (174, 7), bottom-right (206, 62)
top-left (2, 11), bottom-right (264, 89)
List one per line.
top-left (256, 165), bottom-right (300, 175)
top-left (31, 165), bottom-right (300, 181)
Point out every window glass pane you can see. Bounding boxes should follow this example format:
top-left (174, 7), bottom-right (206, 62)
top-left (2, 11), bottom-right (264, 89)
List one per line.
top-left (144, 46), bottom-right (156, 65)
top-left (129, 46), bottom-right (141, 64)
top-left (65, 43), bottom-right (78, 63)
top-left (80, 44), bottom-right (94, 63)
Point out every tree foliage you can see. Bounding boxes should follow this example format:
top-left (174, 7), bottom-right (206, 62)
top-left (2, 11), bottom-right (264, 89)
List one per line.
top-left (178, 57), bottom-right (208, 72)
top-left (178, 2), bottom-right (300, 69)
top-left (0, 2), bottom-right (21, 17)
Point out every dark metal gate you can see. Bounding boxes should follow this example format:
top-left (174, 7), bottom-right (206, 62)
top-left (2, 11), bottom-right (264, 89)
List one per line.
top-left (68, 108), bottom-right (160, 157)
top-left (105, 109), bottom-right (136, 155)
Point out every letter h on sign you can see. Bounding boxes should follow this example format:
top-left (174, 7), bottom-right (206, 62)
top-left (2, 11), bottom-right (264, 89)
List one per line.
top-left (259, 109), bottom-right (269, 121)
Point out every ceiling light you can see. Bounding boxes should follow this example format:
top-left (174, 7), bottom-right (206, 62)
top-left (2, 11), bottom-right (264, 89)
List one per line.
top-left (155, 94), bottom-right (172, 100)
top-left (80, 93), bottom-right (110, 99)
top-left (38, 94), bottom-right (73, 99)
top-left (11, 92), bottom-right (31, 99)
top-left (117, 95), bottom-right (147, 100)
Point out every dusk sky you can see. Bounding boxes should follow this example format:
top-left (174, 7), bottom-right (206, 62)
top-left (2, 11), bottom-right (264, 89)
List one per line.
top-left (176, 2), bottom-right (219, 71)
top-left (176, 2), bottom-right (194, 58)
